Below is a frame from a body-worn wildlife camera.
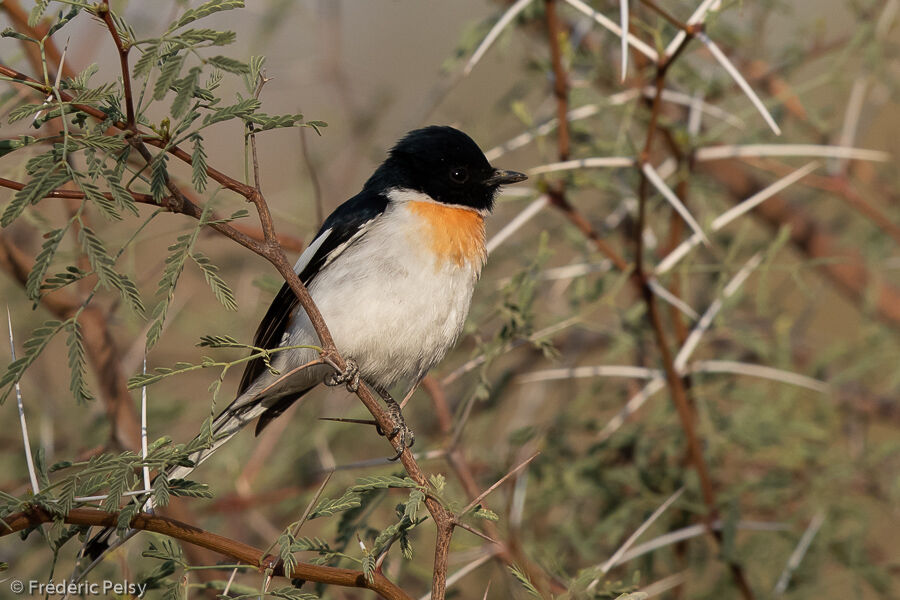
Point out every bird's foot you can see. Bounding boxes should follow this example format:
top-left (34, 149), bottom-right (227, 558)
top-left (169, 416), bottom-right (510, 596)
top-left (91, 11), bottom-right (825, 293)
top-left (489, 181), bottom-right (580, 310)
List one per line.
top-left (324, 358), bottom-right (360, 392)
top-left (380, 391), bottom-right (415, 461)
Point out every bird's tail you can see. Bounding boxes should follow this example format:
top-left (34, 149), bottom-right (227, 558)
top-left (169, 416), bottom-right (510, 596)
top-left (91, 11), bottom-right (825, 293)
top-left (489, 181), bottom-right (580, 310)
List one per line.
top-left (82, 387), bottom-right (311, 562)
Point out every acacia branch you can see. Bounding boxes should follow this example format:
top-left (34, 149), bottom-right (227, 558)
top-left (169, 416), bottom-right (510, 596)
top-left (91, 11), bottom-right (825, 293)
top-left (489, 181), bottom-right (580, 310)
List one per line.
top-left (0, 507), bottom-right (411, 600)
top-left (0, 62), bottom-right (256, 199)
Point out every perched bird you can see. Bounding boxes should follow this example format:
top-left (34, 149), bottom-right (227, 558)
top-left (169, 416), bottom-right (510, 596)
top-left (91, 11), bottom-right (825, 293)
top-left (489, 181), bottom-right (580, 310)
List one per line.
top-left (204, 125), bottom-right (526, 459)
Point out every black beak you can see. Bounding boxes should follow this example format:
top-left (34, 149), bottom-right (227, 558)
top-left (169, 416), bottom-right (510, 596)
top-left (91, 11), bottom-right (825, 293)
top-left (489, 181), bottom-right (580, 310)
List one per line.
top-left (484, 169), bottom-right (528, 186)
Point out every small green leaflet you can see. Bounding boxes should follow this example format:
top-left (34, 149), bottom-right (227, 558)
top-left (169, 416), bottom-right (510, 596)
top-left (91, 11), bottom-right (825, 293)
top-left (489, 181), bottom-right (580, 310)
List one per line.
top-left (350, 475), bottom-right (420, 492)
top-left (171, 0), bottom-right (245, 31)
top-left (1, 163), bottom-right (71, 227)
top-left (191, 251), bottom-right (237, 311)
top-left (202, 98), bottom-right (260, 126)
top-left (153, 54), bottom-right (186, 101)
top-left (65, 319), bottom-right (92, 404)
top-left (191, 135), bottom-right (208, 192)
top-left (206, 55), bottom-right (249, 74)
top-left (309, 491), bottom-right (362, 520)
top-left (26, 226), bottom-right (69, 300)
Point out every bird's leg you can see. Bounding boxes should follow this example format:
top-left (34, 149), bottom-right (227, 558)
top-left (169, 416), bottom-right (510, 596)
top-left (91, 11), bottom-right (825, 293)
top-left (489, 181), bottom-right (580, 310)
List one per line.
top-left (324, 357), bottom-right (360, 392)
top-left (373, 386), bottom-right (415, 461)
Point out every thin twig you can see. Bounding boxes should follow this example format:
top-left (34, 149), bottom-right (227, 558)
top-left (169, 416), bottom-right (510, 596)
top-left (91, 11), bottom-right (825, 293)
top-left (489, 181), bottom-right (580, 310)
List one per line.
top-left (641, 162), bottom-right (708, 245)
top-left (459, 452), bottom-right (540, 515)
top-left (529, 156), bottom-right (635, 175)
top-left (616, 520), bottom-right (789, 567)
top-left (261, 470), bottom-right (334, 561)
top-left (639, 572), bottom-right (689, 598)
top-left (453, 521), bottom-right (500, 545)
top-left (545, 0), bottom-right (570, 161)
top-left (98, 3), bottom-right (135, 128)
top-left (664, 0), bottom-right (720, 57)
top-left (515, 364), bottom-right (659, 384)
top-left (249, 70), bottom-right (272, 193)
top-left (299, 126), bottom-right (326, 228)
top-left (690, 361), bottom-right (829, 394)
top-left (639, 0), bottom-right (688, 30)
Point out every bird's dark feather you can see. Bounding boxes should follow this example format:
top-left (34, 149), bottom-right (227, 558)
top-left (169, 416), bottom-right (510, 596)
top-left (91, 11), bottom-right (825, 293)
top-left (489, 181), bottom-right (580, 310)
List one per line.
top-left (236, 189), bottom-right (390, 406)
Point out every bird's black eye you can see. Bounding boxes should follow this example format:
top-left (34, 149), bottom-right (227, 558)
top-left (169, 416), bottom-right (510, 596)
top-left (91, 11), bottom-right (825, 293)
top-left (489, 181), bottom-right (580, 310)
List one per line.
top-left (449, 167), bottom-right (469, 184)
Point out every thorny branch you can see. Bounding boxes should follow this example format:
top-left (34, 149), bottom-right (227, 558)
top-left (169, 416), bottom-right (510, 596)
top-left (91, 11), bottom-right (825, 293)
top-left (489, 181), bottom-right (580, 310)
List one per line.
top-left (540, 3), bottom-right (756, 598)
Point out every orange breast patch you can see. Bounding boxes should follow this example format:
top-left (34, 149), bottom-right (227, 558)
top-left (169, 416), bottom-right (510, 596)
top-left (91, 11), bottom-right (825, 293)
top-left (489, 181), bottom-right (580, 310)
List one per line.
top-left (408, 201), bottom-right (486, 268)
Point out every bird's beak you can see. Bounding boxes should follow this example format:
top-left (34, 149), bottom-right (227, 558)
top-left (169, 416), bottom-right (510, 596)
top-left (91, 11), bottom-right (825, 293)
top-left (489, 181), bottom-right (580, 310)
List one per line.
top-left (484, 169), bottom-right (528, 186)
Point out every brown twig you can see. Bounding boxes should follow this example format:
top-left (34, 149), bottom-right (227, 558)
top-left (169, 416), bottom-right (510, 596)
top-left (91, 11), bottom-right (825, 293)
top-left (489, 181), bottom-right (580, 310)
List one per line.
top-left (638, 0), bottom-right (689, 31)
top-left (0, 507), bottom-right (412, 600)
top-left (299, 126), bottom-right (326, 228)
top-left (248, 70), bottom-right (271, 193)
top-left (544, 0), bottom-right (570, 162)
top-left (204, 223), bottom-right (306, 254)
top-left (458, 453), bottom-right (539, 516)
top-left (97, 3), bottom-right (135, 128)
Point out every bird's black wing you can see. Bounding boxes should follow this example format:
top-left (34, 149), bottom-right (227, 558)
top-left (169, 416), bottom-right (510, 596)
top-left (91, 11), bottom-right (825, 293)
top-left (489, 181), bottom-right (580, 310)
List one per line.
top-left (236, 189), bottom-right (389, 397)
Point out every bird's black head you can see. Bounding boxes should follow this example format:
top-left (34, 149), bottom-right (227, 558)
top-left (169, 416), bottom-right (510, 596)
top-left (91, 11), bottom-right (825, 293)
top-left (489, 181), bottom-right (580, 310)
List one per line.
top-left (364, 125), bottom-right (526, 212)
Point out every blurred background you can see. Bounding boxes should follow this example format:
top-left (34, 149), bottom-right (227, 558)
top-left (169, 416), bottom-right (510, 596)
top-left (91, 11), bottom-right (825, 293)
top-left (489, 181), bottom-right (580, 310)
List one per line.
top-left (1, 0), bottom-right (899, 598)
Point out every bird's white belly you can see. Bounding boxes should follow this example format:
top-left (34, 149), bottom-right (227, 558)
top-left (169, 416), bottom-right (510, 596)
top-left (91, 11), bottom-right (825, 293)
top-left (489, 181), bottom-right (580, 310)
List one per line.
top-left (283, 200), bottom-right (483, 390)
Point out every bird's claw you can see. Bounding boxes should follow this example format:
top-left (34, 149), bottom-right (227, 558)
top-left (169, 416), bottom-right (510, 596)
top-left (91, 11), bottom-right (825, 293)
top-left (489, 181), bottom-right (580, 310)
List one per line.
top-left (384, 399), bottom-right (415, 461)
top-left (324, 358), bottom-right (360, 392)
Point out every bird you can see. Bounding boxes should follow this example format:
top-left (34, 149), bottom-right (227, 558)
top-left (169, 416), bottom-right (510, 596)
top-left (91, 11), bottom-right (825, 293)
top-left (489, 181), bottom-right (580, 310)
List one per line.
top-left (199, 124), bottom-right (527, 463)
top-left (83, 125), bottom-right (525, 563)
